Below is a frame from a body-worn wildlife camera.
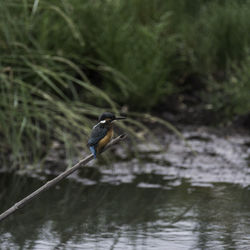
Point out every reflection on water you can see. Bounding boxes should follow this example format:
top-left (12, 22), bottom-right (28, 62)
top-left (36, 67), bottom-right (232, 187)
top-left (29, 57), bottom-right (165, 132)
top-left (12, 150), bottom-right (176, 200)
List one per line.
top-left (1, 127), bottom-right (250, 249)
top-left (1, 172), bottom-right (250, 250)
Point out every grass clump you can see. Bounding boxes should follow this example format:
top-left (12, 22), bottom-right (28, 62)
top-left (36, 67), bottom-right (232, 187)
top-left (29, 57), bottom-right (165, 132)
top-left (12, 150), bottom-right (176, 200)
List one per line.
top-left (0, 58), bottom-right (116, 168)
top-left (0, 1), bottom-right (116, 168)
top-left (206, 56), bottom-right (250, 120)
top-left (185, 1), bottom-right (250, 73)
top-left (77, 0), bottom-right (182, 110)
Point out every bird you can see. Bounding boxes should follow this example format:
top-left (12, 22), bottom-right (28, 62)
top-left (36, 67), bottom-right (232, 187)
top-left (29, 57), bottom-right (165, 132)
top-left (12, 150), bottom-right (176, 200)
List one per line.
top-left (87, 112), bottom-right (126, 158)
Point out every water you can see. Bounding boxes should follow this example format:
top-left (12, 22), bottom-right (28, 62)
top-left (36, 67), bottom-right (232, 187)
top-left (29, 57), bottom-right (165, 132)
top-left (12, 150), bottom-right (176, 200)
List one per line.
top-left (1, 127), bottom-right (250, 249)
top-left (1, 173), bottom-right (250, 250)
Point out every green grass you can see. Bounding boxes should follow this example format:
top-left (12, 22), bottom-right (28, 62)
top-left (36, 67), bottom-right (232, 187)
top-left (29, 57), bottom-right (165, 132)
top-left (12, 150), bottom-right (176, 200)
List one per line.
top-left (206, 56), bottom-right (250, 120)
top-left (76, 0), bottom-right (182, 109)
top-left (183, 1), bottom-right (250, 72)
top-left (0, 0), bottom-right (117, 167)
top-left (1, 0), bottom-right (250, 168)
top-left (0, 59), bottom-right (115, 167)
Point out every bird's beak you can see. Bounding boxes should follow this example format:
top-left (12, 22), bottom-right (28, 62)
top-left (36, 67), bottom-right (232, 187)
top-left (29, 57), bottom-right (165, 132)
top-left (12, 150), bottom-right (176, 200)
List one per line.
top-left (114, 116), bottom-right (126, 121)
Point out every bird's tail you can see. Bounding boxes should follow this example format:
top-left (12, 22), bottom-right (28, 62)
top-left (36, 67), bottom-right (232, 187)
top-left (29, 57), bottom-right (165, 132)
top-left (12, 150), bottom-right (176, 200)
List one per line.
top-left (89, 146), bottom-right (97, 158)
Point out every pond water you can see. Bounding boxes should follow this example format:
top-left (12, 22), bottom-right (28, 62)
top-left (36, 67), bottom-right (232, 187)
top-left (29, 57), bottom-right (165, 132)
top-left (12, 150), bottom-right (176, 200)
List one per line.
top-left (1, 127), bottom-right (250, 249)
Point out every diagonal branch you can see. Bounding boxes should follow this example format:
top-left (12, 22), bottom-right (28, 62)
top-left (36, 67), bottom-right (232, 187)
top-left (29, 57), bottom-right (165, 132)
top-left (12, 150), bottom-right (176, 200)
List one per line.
top-left (0, 134), bottom-right (127, 222)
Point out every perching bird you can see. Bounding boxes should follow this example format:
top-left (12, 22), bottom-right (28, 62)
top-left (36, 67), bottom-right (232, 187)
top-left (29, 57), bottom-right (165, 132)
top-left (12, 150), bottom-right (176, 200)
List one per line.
top-left (87, 112), bottom-right (126, 158)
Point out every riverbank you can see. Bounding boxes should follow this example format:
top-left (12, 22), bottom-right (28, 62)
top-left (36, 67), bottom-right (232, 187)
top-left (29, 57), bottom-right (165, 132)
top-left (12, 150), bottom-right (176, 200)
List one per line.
top-left (1, 123), bottom-right (249, 187)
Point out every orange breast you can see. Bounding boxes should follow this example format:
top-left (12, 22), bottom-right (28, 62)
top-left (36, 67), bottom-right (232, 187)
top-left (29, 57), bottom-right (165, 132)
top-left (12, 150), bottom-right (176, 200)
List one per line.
top-left (97, 128), bottom-right (113, 152)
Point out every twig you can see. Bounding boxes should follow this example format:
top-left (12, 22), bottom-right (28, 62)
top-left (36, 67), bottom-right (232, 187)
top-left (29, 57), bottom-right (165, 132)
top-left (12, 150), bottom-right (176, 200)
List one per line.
top-left (0, 134), bottom-right (127, 222)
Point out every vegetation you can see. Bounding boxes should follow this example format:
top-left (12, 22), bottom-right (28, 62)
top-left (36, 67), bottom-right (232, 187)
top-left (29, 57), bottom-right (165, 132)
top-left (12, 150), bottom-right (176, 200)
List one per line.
top-left (1, 0), bottom-right (250, 168)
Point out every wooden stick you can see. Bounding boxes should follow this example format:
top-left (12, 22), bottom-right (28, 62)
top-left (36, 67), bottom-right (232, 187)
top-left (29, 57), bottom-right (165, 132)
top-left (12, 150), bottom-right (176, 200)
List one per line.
top-left (0, 134), bottom-right (127, 222)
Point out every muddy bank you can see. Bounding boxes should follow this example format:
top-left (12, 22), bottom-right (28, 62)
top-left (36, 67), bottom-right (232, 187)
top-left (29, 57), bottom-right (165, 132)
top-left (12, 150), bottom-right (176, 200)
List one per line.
top-left (16, 125), bottom-right (250, 188)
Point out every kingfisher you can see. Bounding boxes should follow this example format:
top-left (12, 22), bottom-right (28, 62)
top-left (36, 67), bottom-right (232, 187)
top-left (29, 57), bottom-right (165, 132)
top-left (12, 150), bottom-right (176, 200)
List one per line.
top-left (87, 112), bottom-right (126, 158)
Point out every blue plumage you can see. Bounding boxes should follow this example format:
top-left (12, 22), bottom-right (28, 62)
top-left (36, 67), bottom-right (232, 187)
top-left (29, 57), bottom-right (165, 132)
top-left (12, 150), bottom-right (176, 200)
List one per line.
top-left (88, 123), bottom-right (108, 146)
top-left (87, 123), bottom-right (108, 158)
top-left (89, 146), bottom-right (97, 158)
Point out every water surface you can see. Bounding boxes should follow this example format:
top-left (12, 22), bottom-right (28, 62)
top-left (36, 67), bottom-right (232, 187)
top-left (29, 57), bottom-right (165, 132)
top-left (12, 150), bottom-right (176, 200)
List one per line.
top-left (1, 127), bottom-right (250, 249)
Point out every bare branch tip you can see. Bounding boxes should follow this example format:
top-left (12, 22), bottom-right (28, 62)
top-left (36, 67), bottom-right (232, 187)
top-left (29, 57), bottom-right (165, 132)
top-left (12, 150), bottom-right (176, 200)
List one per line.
top-left (119, 133), bottom-right (127, 139)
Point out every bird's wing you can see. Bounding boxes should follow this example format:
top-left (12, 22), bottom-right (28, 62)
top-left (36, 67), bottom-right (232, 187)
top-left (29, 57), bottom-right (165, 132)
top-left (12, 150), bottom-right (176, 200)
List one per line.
top-left (87, 124), bottom-right (108, 146)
